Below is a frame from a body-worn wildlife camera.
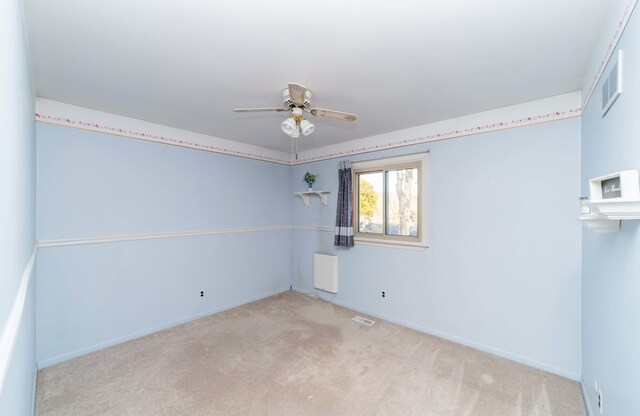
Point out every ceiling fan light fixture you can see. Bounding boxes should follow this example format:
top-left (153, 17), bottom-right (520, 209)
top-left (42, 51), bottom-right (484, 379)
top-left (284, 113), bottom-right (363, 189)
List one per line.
top-left (235, 83), bottom-right (358, 141)
top-left (300, 119), bottom-right (315, 136)
top-left (281, 117), bottom-right (296, 135)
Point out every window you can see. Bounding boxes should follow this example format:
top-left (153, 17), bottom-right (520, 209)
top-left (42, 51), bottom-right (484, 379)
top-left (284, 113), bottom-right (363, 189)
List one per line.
top-left (353, 153), bottom-right (427, 248)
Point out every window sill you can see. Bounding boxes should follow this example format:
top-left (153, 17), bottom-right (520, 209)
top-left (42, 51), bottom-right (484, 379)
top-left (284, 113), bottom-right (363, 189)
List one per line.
top-left (354, 238), bottom-right (429, 251)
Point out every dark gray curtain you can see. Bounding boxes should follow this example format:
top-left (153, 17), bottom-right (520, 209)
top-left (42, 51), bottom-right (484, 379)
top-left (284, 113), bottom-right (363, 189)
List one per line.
top-left (334, 160), bottom-right (354, 247)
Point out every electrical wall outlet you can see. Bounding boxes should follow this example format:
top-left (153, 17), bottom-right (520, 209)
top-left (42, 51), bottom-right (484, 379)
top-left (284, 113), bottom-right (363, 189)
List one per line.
top-left (381, 291), bottom-right (386, 298)
top-left (200, 290), bottom-right (205, 298)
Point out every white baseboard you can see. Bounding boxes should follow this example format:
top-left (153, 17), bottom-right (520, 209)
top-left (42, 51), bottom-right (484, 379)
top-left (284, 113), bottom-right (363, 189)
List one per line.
top-left (37, 287), bottom-right (290, 368)
top-left (581, 377), bottom-right (593, 416)
top-left (293, 289), bottom-right (581, 381)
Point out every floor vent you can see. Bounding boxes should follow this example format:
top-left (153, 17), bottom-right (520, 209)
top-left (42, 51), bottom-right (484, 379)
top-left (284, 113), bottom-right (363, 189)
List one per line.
top-left (352, 315), bottom-right (375, 326)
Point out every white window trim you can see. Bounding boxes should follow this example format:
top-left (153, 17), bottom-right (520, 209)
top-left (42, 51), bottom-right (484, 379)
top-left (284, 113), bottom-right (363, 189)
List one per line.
top-left (352, 153), bottom-right (428, 250)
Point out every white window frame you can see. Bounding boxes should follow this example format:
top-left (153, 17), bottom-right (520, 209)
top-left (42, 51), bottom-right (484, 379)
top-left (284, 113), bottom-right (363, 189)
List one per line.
top-left (352, 153), bottom-right (428, 249)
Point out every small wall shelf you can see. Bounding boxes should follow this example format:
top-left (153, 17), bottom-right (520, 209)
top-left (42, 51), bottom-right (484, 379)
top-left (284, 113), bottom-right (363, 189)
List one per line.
top-left (580, 200), bottom-right (640, 233)
top-left (295, 191), bottom-right (330, 206)
top-left (584, 200), bottom-right (640, 220)
top-left (579, 170), bottom-right (640, 233)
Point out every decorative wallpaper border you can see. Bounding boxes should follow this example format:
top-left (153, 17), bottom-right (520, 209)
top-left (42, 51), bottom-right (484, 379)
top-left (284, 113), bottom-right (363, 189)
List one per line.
top-left (37, 93), bottom-right (582, 167)
top-left (36, 113), bottom-right (291, 164)
top-left (35, 99), bottom-right (292, 165)
top-left (294, 107), bottom-right (582, 164)
top-left (582, 0), bottom-right (639, 107)
top-left (295, 91), bottom-right (582, 164)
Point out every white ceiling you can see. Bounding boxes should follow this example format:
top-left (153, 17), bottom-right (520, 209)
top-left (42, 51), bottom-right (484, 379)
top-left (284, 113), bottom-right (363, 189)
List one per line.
top-left (26, 0), bottom-right (611, 153)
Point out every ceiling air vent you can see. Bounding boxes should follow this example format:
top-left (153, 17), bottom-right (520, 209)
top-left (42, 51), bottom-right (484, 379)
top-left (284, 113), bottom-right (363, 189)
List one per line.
top-left (602, 50), bottom-right (623, 117)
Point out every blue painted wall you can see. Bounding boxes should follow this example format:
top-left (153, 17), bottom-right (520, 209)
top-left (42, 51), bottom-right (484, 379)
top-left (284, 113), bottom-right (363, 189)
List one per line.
top-left (581, 5), bottom-right (640, 415)
top-left (36, 123), bottom-right (292, 366)
top-left (37, 124), bottom-right (292, 240)
top-left (292, 118), bottom-right (582, 378)
top-left (0, 0), bottom-right (37, 414)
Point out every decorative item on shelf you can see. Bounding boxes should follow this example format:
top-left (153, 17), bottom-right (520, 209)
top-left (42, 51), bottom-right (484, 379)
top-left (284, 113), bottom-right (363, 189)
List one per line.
top-left (304, 171), bottom-right (317, 191)
top-left (579, 170), bottom-right (640, 233)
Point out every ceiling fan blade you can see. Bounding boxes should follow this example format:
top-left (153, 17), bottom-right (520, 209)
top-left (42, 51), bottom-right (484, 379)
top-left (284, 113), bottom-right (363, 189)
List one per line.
top-left (233, 107), bottom-right (287, 113)
top-left (309, 108), bottom-right (358, 121)
top-left (288, 83), bottom-right (307, 106)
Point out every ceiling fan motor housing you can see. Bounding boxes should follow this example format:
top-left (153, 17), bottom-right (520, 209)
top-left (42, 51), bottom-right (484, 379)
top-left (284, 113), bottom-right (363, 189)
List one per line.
top-left (282, 88), bottom-right (312, 109)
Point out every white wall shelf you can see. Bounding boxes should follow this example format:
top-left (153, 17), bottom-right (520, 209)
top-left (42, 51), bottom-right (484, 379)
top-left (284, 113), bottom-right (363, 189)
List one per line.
top-left (580, 199), bottom-right (640, 232)
top-left (584, 200), bottom-right (640, 220)
top-left (579, 170), bottom-right (640, 232)
top-left (295, 191), bottom-right (329, 206)
top-left (579, 199), bottom-right (640, 232)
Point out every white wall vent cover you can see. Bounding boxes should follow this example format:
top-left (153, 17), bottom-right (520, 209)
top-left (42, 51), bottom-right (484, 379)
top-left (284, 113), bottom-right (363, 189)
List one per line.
top-left (352, 316), bottom-right (375, 326)
top-left (602, 50), bottom-right (623, 116)
top-left (314, 253), bottom-right (338, 293)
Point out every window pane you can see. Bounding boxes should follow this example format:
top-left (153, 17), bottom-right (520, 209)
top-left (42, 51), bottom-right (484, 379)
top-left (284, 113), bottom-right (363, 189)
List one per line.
top-left (386, 168), bottom-right (418, 236)
top-left (358, 172), bottom-right (383, 234)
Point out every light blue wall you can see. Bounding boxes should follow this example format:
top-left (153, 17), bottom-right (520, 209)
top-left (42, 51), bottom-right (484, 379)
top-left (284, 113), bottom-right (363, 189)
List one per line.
top-left (292, 118), bottom-right (582, 378)
top-left (37, 124), bottom-right (291, 239)
top-left (581, 5), bottom-right (640, 415)
top-left (36, 123), bottom-right (292, 366)
top-left (0, 0), bottom-right (37, 414)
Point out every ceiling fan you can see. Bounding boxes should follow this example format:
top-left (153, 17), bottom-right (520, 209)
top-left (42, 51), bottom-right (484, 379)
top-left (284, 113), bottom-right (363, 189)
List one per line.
top-left (234, 83), bottom-right (358, 138)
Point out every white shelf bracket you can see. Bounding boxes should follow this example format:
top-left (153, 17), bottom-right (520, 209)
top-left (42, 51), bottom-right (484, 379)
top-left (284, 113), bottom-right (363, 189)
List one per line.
top-left (297, 193), bottom-right (310, 205)
top-left (318, 191), bottom-right (329, 205)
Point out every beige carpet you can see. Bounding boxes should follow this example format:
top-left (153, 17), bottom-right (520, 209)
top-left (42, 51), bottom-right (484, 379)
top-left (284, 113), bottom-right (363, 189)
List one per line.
top-left (36, 292), bottom-right (586, 416)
